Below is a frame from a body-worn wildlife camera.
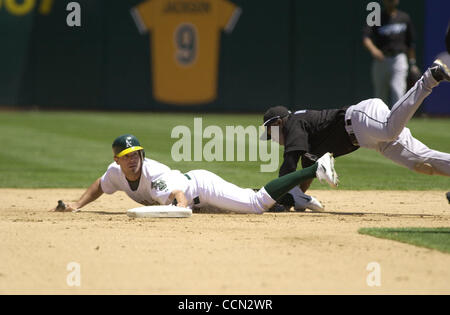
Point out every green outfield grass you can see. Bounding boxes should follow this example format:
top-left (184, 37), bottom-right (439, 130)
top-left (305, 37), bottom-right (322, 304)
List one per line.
top-left (359, 228), bottom-right (450, 254)
top-left (0, 111), bottom-right (449, 189)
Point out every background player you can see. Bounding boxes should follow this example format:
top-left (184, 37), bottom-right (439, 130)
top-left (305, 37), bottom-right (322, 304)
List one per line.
top-left (261, 59), bottom-right (450, 196)
top-left (53, 135), bottom-right (338, 214)
top-left (363, 0), bottom-right (420, 106)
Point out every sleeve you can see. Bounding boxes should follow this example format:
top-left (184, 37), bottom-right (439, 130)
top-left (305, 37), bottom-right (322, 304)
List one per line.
top-left (218, 0), bottom-right (242, 34)
top-left (363, 24), bottom-right (374, 40)
top-left (283, 121), bottom-right (309, 154)
top-left (130, 0), bottom-right (155, 34)
top-left (100, 168), bottom-right (118, 195)
top-left (279, 150), bottom-right (302, 177)
top-left (150, 171), bottom-right (189, 205)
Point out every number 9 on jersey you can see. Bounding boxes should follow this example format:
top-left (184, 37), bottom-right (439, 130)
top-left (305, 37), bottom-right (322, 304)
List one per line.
top-left (174, 23), bottom-right (198, 66)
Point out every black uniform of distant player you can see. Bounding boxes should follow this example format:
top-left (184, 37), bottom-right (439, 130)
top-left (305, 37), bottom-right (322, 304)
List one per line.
top-left (363, 10), bottom-right (415, 58)
top-left (260, 106), bottom-right (359, 199)
top-left (362, 0), bottom-right (418, 105)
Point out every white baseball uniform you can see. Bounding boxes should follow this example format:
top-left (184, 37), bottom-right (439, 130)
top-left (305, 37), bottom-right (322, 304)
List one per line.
top-left (100, 158), bottom-right (275, 214)
top-left (345, 68), bottom-right (450, 176)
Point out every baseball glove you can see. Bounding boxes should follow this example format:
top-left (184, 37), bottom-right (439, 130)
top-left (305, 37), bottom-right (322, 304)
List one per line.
top-left (407, 64), bottom-right (422, 90)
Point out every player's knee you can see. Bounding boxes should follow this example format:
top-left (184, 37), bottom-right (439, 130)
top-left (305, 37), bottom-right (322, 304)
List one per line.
top-left (413, 162), bottom-right (436, 176)
top-left (373, 98), bottom-right (388, 108)
top-left (384, 130), bottom-right (400, 142)
top-left (384, 123), bottom-right (405, 142)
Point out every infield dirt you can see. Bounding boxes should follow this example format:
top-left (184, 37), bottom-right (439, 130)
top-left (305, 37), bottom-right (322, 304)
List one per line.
top-left (1, 189), bottom-right (449, 294)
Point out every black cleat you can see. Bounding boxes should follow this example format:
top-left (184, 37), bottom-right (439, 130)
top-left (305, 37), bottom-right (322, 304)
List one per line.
top-left (430, 59), bottom-right (450, 82)
top-left (268, 203), bottom-right (288, 212)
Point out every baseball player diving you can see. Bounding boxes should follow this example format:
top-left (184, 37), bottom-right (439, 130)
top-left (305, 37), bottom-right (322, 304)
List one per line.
top-left (52, 134), bottom-right (339, 214)
top-left (261, 59), bottom-right (450, 202)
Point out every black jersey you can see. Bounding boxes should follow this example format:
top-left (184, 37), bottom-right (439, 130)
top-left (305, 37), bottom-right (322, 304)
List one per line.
top-left (363, 10), bottom-right (415, 56)
top-left (279, 108), bottom-right (359, 176)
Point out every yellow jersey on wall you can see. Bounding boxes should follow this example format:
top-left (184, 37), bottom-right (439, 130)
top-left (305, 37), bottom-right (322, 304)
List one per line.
top-left (131, 0), bottom-right (241, 105)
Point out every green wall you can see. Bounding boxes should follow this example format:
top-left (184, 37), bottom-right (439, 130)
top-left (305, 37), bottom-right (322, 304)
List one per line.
top-left (0, 0), bottom-right (425, 111)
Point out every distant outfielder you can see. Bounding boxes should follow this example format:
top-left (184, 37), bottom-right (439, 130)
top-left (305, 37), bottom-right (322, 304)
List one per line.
top-left (261, 59), bottom-right (450, 198)
top-left (52, 135), bottom-right (338, 214)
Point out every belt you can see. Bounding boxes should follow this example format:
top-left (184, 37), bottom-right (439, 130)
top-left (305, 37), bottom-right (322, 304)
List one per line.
top-left (345, 119), bottom-right (359, 147)
top-left (184, 174), bottom-right (200, 205)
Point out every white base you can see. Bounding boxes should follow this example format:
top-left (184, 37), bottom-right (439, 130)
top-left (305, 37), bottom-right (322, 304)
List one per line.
top-left (127, 205), bottom-right (192, 218)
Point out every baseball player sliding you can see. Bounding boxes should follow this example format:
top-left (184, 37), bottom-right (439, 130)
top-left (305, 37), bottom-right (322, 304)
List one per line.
top-left (52, 135), bottom-right (338, 214)
top-left (261, 59), bottom-right (450, 199)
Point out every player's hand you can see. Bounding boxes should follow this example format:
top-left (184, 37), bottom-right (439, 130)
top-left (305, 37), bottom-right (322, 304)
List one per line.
top-left (371, 49), bottom-right (385, 61)
top-left (409, 64), bottom-right (421, 76)
top-left (51, 200), bottom-right (81, 212)
top-left (407, 64), bottom-right (422, 89)
top-left (63, 204), bottom-right (81, 212)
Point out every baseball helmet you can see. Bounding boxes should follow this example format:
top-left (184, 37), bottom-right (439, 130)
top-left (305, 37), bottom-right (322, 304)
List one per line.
top-left (112, 134), bottom-right (145, 157)
top-left (260, 106), bottom-right (291, 140)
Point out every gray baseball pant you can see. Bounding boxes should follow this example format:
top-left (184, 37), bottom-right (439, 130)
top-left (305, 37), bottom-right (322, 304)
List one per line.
top-left (346, 68), bottom-right (450, 176)
top-left (372, 53), bottom-right (409, 106)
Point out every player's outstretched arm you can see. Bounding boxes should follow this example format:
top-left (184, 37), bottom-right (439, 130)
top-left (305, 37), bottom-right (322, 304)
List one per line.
top-left (52, 177), bottom-right (104, 212)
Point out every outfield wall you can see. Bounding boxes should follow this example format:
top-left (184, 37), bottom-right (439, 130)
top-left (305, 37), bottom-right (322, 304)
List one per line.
top-left (1, 0), bottom-right (446, 113)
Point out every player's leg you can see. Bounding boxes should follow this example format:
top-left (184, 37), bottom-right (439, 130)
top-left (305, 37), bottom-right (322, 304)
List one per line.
top-left (191, 165), bottom-right (319, 214)
top-left (348, 60), bottom-right (450, 148)
top-left (274, 184), bottom-right (323, 212)
top-left (263, 153), bottom-right (338, 200)
top-left (192, 170), bottom-right (274, 214)
top-left (389, 54), bottom-right (408, 105)
top-left (191, 153), bottom-right (338, 214)
top-left (383, 60), bottom-right (449, 140)
top-left (372, 58), bottom-right (390, 104)
top-left (379, 128), bottom-right (450, 177)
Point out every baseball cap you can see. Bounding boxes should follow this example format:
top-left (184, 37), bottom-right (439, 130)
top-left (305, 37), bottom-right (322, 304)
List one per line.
top-left (112, 134), bottom-right (144, 157)
top-left (260, 106), bottom-right (291, 140)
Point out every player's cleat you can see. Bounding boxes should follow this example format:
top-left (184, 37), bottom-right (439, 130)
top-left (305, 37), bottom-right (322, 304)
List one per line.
top-left (294, 196), bottom-right (325, 212)
top-left (316, 153), bottom-right (339, 188)
top-left (289, 188), bottom-right (325, 212)
top-left (430, 59), bottom-right (450, 83)
top-left (305, 196), bottom-right (325, 212)
top-left (268, 203), bottom-right (288, 212)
